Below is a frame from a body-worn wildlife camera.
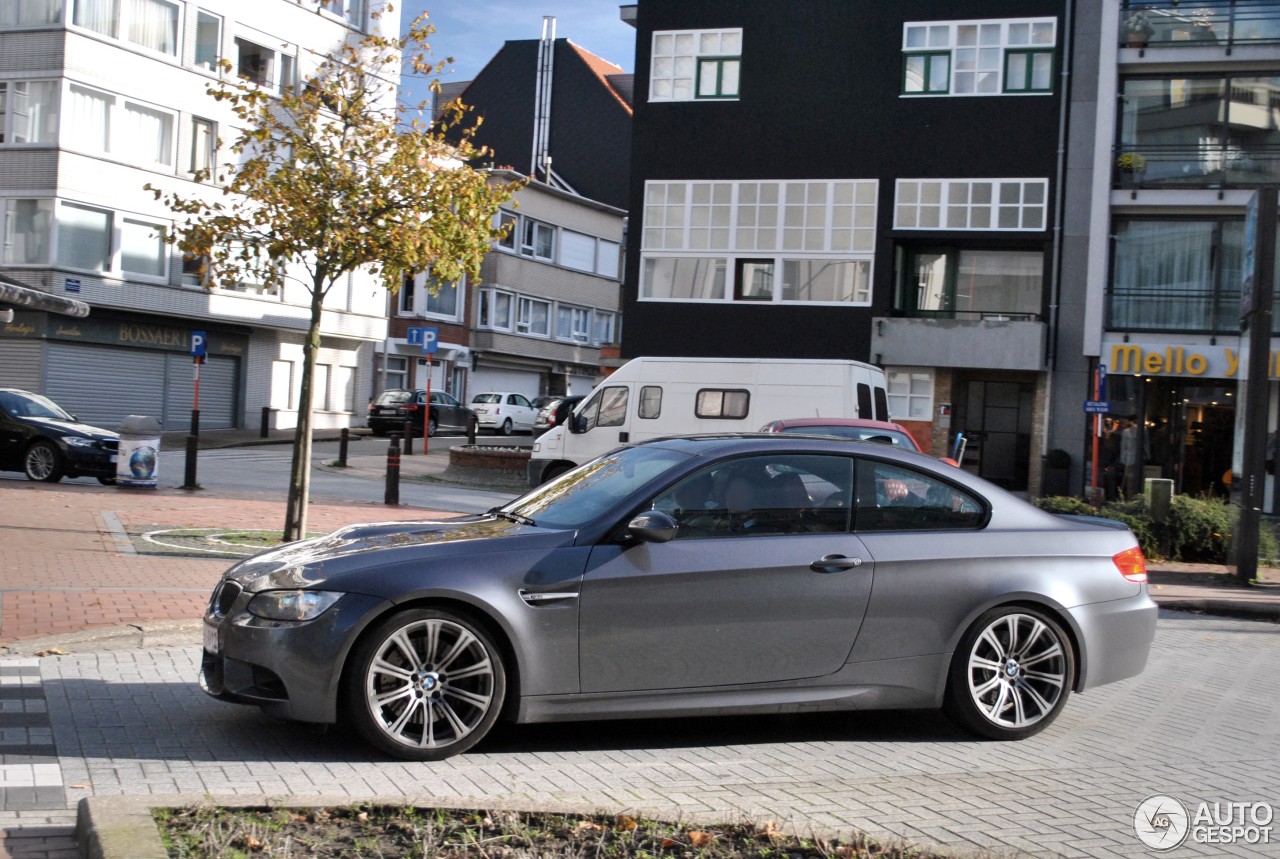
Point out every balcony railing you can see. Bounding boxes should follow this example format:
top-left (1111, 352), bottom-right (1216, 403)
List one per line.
top-left (893, 309), bottom-right (1043, 322)
top-left (1108, 286), bottom-right (1240, 333)
top-left (1121, 1), bottom-right (1280, 49)
top-left (1114, 145), bottom-right (1280, 188)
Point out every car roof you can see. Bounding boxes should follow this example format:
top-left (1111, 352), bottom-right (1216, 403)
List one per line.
top-left (768, 417), bottom-right (909, 432)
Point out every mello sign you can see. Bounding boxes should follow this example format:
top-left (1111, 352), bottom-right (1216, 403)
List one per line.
top-left (1108, 343), bottom-right (1280, 379)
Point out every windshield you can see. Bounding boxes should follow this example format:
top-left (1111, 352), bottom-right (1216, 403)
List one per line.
top-left (472, 394), bottom-right (502, 404)
top-left (0, 390), bottom-right (73, 421)
top-left (503, 445), bottom-right (690, 530)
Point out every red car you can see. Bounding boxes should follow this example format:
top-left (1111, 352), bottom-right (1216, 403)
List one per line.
top-left (759, 417), bottom-right (959, 465)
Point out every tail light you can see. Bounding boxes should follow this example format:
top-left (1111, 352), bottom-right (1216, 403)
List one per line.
top-left (1113, 546), bottom-right (1147, 583)
top-left (403, 404), bottom-right (419, 413)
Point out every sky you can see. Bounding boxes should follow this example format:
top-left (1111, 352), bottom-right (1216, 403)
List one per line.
top-left (400, 1), bottom-right (636, 108)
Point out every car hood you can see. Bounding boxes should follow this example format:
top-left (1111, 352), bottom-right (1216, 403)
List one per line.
top-left (222, 514), bottom-right (575, 592)
top-left (22, 417), bottom-right (118, 441)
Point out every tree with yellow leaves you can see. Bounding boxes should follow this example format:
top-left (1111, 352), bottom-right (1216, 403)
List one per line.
top-left (151, 11), bottom-right (518, 541)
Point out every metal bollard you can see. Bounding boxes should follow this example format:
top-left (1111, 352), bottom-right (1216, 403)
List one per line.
top-left (467, 413), bottom-right (477, 445)
top-left (402, 418), bottom-right (414, 456)
top-left (338, 427), bottom-right (349, 468)
top-left (260, 406), bottom-right (271, 439)
top-left (182, 434), bottom-right (199, 489)
top-left (384, 434), bottom-right (401, 505)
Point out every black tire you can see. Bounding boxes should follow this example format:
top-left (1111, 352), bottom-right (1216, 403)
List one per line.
top-left (24, 440), bottom-right (64, 483)
top-left (427, 416), bottom-right (438, 438)
top-left (541, 463), bottom-right (573, 483)
top-left (943, 605), bottom-right (1074, 741)
top-left (499, 418), bottom-right (513, 436)
top-left (97, 476), bottom-right (117, 486)
top-left (344, 608), bottom-right (506, 761)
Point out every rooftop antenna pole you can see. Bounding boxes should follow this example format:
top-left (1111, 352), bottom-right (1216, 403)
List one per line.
top-left (531, 16), bottom-right (556, 181)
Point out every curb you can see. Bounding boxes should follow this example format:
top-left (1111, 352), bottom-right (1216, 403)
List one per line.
top-left (1152, 598), bottom-right (1280, 621)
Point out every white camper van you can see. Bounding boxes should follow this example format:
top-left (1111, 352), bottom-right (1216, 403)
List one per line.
top-left (527, 356), bottom-right (890, 486)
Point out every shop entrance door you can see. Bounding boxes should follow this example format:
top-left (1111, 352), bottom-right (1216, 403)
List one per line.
top-left (959, 379), bottom-right (1034, 491)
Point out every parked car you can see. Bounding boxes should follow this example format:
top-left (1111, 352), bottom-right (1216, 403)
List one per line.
top-left (199, 433), bottom-right (1157, 761)
top-left (760, 417), bottom-right (923, 451)
top-left (533, 395), bottom-right (584, 437)
top-left (0, 388), bottom-right (119, 484)
top-left (367, 389), bottom-right (474, 438)
top-left (530, 395), bottom-right (557, 412)
top-left (470, 392), bottom-right (537, 435)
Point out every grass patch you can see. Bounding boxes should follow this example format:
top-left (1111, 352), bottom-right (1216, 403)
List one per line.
top-left (156, 804), bottom-right (963, 858)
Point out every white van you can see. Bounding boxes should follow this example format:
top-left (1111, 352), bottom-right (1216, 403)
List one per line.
top-left (527, 356), bottom-right (890, 486)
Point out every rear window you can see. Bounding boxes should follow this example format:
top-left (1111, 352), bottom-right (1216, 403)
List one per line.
top-left (374, 391), bottom-right (414, 406)
top-left (472, 394), bottom-right (502, 404)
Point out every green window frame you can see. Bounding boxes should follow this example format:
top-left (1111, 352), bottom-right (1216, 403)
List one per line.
top-left (903, 51), bottom-right (950, 94)
top-left (1004, 49), bottom-right (1054, 93)
top-left (696, 57), bottom-right (740, 99)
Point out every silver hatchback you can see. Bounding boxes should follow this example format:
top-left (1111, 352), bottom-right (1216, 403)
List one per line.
top-left (200, 434), bottom-right (1157, 760)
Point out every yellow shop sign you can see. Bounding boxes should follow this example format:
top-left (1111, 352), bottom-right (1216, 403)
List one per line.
top-left (1108, 343), bottom-right (1280, 379)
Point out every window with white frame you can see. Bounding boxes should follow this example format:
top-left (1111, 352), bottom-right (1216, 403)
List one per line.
top-left (218, 238), bottom-right (280, 296)
top-left (318, 0), bottom-right (363, 28)
top-left (236, 36), bottom-right (295, 91)
top-left (556, 304), bottom-right (592, 343)
top-left (312, 363), bottom-right (330, 410)
top-left (902, 18), bottom-right (1056, 96)
top-left (124, 100), bottom-right (174, 166)
top-left (52, 202), bottom-right (168, 277)
top-left (2, 0), bottom-right (61, 26)
top-left (194, 11), bottom-right (221, 71)
top-left (190, 117), bottom-right (215, 175)
top-left (383, 355), bottom-right (407, 391)
top-left (640, 179), bottom-right (877, 304)
top-left (270, 359), bottom-right (294, 410)
top-left (597, 239), bottom-right (620, 278)
top-left (521, 217), bottom-right (555, 261)
top-left (74, 0), bottom-right (179, 56)
top-left (895, 179), bottom-right (1046, 231)
top-left (887, 369), bottom-right (934, 421)
top-left (398, 273), bottom-right (417, 315)
top-left (424, 276), bottom-right (460, 319)
top-left (66, 84), bottom-right (176, 168)
top-left (0, 80), bottom-right (59, 145)
top-left (1, 198), bottom-right (52, 264)
top-left (478, 287), bottom-right (513, 330)
top-left (495, 211), bottom-right (517, 251)
top-left (594, 310), bottom-right (616, 345)
top-left (516, 296), bottom-right (550, 336)
top-left (650, 28), bottom-right (742, 102)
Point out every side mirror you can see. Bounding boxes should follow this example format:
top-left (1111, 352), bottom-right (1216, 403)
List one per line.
top-left (626, 510), bottom-right (677, 544)
top-left (569, 414), bottom-right (588, 434)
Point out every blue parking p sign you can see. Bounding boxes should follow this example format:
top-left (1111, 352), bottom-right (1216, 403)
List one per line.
top-left (191, 331), bottom-right (207, 358)
top-left (421, 326), bottom-right (439, 354)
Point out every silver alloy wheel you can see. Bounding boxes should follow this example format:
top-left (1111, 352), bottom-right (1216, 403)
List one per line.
top-left (966, 611), bottom-right (1067, 729)
top-left (500, 418), bottom-right (513, 436)
top-left (363, 617), bottom-right (496, 751)
top-left (24, 441), bottom-right (61, 482)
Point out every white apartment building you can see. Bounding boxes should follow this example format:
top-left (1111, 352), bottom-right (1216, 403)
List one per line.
top-left (0, 0), bottom-right (397, 431)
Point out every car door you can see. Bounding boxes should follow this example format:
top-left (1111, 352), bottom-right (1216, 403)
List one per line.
top-left (578, 453), bottom-right (874, 693)
top-left (0, 393), bottom-right (29, 470)
top-left (507, 393), bottom-right (535, 429)
top-left (430, 392), bottom-right (458, 430)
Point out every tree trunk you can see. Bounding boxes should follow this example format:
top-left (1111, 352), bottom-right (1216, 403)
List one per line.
top-left (283, 283), bottom-right (326, 542)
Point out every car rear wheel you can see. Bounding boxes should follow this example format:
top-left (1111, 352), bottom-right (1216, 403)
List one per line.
top-left (427, 416), bottom-right (438, 438)
top-left (943, 606), bottom-right (1074, 741)
top-left (499, 418), bottom-right (513, 436)
top-left (345, 608), bottom-right (506, 761)
top-left (24, 440), bottom-right (64, 483)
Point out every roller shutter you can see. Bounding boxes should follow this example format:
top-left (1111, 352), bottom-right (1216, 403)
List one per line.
top-left (468, 368), bottom-right (539, 401)
top-left (45, 342), bottom-right (165, 430)
top-left (163, 353), bottom-right (237, 430)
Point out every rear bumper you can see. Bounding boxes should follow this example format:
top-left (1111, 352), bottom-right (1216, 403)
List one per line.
top-left (1072, 590), bottom-right (1159, 691)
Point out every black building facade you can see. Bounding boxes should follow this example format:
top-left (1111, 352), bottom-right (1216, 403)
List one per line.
top-left (622, 0), bottom-right (1071, 492)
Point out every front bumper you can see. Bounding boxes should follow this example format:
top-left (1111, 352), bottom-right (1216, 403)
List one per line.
top-left (200, 586), bottom-right (390, 724)
top-left (65, 445), bottom-right (117, 478)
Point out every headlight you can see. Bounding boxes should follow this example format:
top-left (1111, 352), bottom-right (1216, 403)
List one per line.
top-left (64, 437), bottom-right (98, 448)
top-left (247, 590), bottom-right (343, 621)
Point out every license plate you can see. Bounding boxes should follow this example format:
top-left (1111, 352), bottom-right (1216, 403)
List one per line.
top-left (203, 622), bottom-right (220, 654)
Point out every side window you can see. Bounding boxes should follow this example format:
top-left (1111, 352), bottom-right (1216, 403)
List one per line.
top-left (581, 386), bottom-right (629, 431)
top-left (639, 385), bottom-right (662, 419)
top-left (854, 459), bottom-right (985, 533)
top-left (512, 394), bottom-right (532, 408)
top-left (695, 388), bottom-right (749, 419)
top-left (856, 383), bottom-right (872, 419)
top-left (651, 454), bottom-right (855, 539)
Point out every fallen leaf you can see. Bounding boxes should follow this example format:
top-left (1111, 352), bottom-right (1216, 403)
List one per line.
top-left (35, 648), bottom-right (67, 657)
top-left (577, 820), bottom-right (605, 831)
top-left (661, 837), bottom-right (680, 849)
top-left (614, 814), bottom-right (637, 831)
top-left (69, 784), bottom-right (90, 789)
top-left (688, 830), bottom-right (716, 847)
top-left (356, 811), bottom-right (368, 822)
top-left (755, 820), bottom-right (784, 841)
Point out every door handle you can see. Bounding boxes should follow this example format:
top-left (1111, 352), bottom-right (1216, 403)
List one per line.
top-left (810, 554), bottom-right (863, 573)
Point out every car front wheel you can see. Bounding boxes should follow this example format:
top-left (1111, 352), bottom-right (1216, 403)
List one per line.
top-left (944, 606), bottom-right (1074, 741)
top-left (24, 440), bottom-right (64, 483)
top-left (427, 416), bottom-right (438, 438)
top-left (345, 608), bottom-right (506, 761)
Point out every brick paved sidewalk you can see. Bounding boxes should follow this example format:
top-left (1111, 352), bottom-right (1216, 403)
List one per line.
top-left (0, 480), bottom-right (456, 645)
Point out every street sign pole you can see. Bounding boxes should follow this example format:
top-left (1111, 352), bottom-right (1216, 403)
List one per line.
top-left (185, 332), bottom-right (207, 490)
top-left (421, 327), bottom-right (439, 455)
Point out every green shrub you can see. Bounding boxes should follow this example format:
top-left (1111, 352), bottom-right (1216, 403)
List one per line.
top-left (1161, 495), bottom-right (1232, 563)
top-left (1035, 496), bottom-right (1093, 516)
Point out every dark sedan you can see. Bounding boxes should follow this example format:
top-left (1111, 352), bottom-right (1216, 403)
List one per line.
top-left (367, 389), bottom-right (474, 438)
top-left (200, 434), bottom-right (1157, 761)
top-left (0, 388), bottom-right (118, 483)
